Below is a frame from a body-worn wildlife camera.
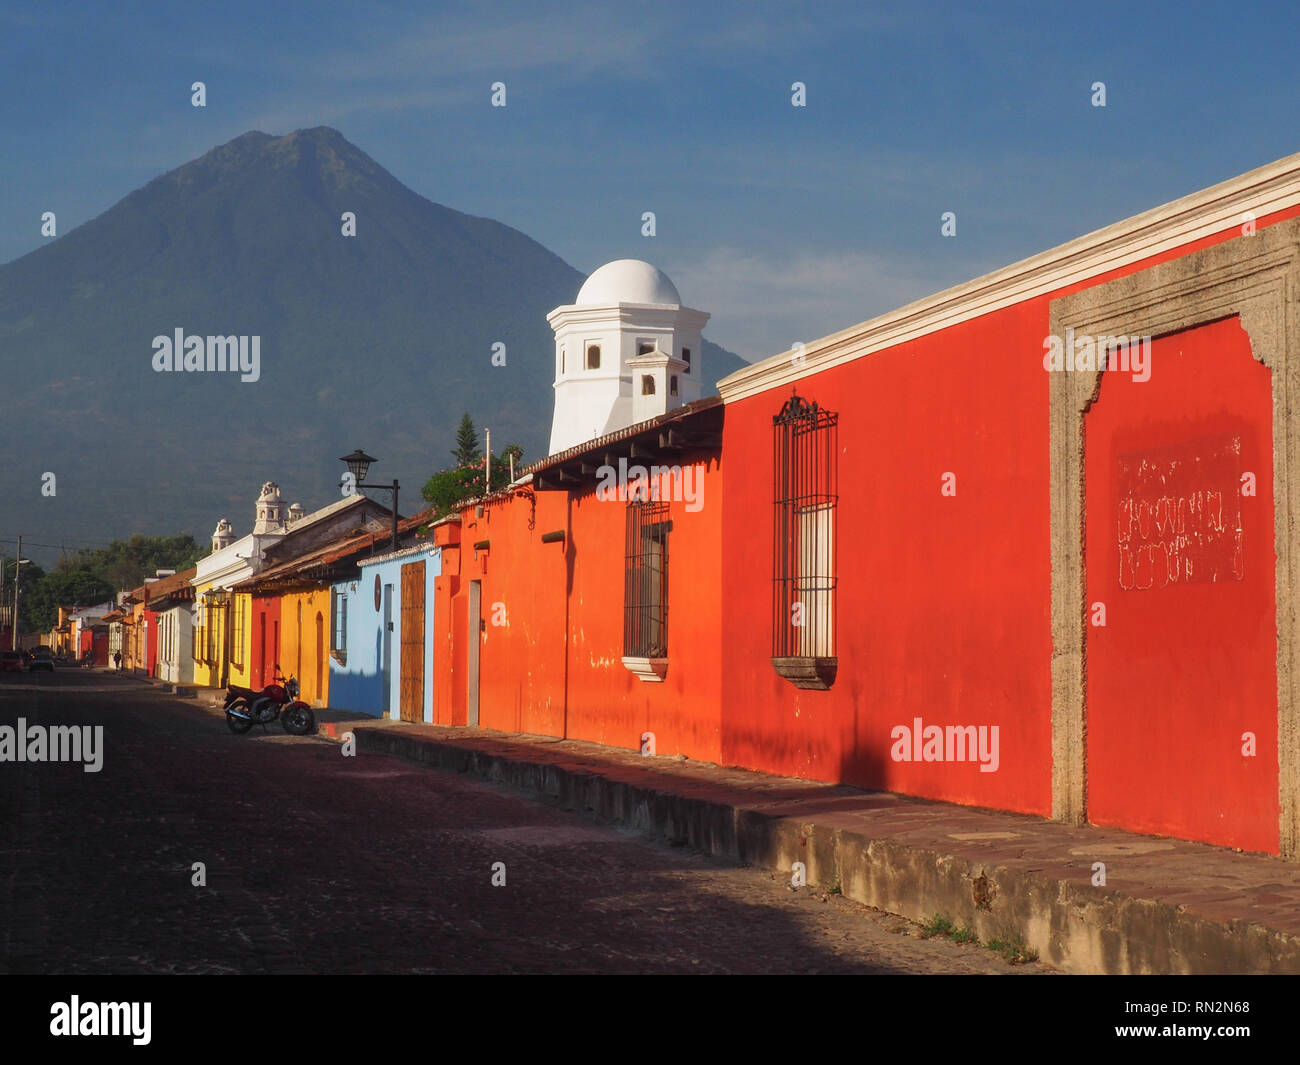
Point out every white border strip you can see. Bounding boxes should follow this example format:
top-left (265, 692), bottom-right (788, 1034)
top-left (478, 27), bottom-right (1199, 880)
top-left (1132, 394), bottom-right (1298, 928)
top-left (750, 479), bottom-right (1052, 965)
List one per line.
top-left (357, 542), bottom-right (440, 569)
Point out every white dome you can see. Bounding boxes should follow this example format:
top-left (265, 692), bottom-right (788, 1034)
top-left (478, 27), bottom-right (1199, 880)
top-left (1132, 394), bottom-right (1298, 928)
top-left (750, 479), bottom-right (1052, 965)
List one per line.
top-left (576, 259), bottom-right (680, 306)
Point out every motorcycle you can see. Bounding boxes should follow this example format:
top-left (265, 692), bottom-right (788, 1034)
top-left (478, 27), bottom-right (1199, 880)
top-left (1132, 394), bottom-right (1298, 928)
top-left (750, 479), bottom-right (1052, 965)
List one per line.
top-left (224, 665), bottom-right (315, 736)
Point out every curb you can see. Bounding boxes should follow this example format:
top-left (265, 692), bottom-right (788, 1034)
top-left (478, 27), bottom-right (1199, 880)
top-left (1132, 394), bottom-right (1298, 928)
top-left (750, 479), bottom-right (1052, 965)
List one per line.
top-left (347, 724), bottom-right (1300, 975)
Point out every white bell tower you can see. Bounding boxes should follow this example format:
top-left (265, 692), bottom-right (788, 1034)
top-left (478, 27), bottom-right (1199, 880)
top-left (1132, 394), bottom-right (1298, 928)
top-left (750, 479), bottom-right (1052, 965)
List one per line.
top-left (252, 481), bottom-right (287, 535)
top-left (547, 259), bottom-right (709, 455)
top-left (211, 518), bottom-right (234, 554)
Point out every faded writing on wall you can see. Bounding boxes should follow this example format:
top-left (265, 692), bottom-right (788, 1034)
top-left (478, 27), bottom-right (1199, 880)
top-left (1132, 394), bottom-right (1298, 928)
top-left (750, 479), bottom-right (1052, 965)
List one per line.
top-left (1117, 434), bottom-right (1244, 590)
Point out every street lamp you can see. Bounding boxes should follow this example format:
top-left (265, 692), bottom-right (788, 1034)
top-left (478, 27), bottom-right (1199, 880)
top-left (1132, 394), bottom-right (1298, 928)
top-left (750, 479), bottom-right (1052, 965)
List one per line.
top-left (339, 449), bottom-right (400, 550)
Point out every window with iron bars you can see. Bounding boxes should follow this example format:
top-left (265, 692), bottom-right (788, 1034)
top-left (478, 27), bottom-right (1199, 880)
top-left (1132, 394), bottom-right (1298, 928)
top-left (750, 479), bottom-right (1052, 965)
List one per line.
top-left (624, 498), bottom-right (671, 659)
top-left (331, 588), bottom-right (349, 655)
top-left (772, 390), bottom-right (838, 689)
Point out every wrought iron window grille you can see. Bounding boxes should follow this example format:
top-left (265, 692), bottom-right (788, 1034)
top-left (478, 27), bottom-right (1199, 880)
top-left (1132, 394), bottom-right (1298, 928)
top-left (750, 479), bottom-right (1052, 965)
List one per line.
top-left (624, 499), bottom-right (671, 662)
top-left (772, 390), bottom-right (838, 689)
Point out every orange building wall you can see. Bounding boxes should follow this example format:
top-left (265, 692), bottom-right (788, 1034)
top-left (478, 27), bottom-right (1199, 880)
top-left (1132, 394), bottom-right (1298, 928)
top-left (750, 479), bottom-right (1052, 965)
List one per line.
top-left (279, 588), bottom-right (331, 707)
top-left (425, 202), bottom-right (1300, 854)
top-left (438, 451), bottom-right (724, 760)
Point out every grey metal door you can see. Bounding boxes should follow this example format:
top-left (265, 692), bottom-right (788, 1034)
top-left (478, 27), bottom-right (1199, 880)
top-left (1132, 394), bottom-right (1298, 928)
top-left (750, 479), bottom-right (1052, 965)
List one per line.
top-left (467, 580), bottom-right (481, 727)
top-left (381, 583), bottom-right (393, 715)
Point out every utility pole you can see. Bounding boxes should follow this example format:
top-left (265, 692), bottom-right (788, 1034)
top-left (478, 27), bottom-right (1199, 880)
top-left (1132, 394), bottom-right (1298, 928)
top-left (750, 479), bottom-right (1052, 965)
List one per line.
top-left (12, 534), bottom-right (21, 651)
top-left (485, 428), bottom-right (492, 494)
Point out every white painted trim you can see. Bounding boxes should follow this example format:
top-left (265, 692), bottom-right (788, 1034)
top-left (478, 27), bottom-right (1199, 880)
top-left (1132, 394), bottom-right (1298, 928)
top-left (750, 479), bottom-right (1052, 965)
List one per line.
top-left (717, 151), bottom-right (1300, 403)
top-left (357, 542), bottom-right (440, 569)
top-left (621, 655), bottom-right (668, 682)
top-left (548, 304), bottom-right (710, 329)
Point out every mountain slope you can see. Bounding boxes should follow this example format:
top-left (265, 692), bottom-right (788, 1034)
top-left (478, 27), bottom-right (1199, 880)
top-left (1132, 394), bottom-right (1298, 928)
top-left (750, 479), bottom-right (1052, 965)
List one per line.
top-left (0, 127), bottom-right (746, 555)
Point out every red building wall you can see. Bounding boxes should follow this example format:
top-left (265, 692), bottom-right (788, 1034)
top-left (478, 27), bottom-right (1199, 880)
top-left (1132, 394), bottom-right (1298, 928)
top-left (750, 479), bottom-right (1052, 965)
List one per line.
top-left (144, 608), bottom-right (160, 677)
top-left (720, 299), bottom-right (1055, 815)
top-left (431, 522), bottom-right (462, 726)
top-left (250, 595), bottom-right (281, 689)
top-left (716, 204), bottom-right (1300, 832)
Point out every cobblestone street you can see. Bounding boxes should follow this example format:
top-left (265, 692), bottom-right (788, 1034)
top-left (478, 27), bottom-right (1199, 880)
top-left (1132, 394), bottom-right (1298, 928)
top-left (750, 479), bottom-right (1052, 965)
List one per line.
top-left (0, 672), bottom-right (1052, 974)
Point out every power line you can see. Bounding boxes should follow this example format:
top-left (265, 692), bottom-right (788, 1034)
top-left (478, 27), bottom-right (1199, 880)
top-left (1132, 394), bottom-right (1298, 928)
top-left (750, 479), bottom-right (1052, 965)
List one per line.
top-left (0, 534), bottom-right (199, 552)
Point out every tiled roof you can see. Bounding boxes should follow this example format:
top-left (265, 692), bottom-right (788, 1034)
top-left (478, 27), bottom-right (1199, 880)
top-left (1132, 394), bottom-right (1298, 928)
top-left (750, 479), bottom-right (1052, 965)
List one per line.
top-left (520, 396), bottom-right (722, 478)
top-left (140, 567), bottom-right (198, 605)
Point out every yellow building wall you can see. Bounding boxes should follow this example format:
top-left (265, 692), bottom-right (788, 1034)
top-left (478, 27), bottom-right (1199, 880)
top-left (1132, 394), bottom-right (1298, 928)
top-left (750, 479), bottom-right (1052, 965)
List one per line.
top-left (191, 582), bottom-right (225, 689)
top-left (227, 592), bottom-right (254, 689)
top-left (127, 603), bottom-right (147, 671)
top-left (279, 588), bottom-right (331, 707)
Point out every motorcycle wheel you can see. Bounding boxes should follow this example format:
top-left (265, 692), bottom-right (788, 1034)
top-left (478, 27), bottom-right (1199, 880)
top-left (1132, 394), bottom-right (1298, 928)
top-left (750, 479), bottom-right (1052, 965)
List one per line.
top-left (282, 704), bottom-right (315, 735)
top-left (226, 701), bottom-right (255, 735)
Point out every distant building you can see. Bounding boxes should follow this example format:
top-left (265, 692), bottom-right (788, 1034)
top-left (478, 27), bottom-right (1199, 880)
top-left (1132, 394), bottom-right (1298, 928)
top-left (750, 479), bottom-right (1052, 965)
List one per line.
top-left (195, 482), bottom-right (391, 691)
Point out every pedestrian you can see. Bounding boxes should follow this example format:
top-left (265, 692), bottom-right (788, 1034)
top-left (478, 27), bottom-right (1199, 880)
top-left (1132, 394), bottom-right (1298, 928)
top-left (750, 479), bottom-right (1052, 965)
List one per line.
top-left (113, 650), bottom-right (122, 671)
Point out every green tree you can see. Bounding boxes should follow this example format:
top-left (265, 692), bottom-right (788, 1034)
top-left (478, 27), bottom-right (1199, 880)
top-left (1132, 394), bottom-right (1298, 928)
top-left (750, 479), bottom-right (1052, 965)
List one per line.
top-left (452, 412), bottom-right (481, 467)
top-left (23, 569), bottom-right (114, 633)
top-left (58, 533), bottom-right (203, 591)
top-left (0, 555), bottom-right (46, 634)
top-left (422, 419), bottom-right (524, 520)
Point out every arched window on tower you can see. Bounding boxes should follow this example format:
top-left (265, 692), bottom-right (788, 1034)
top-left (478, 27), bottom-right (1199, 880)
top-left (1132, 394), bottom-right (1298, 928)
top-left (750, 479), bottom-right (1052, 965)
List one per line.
top-left (586, 343), bottom-right (601, 369)
top-left (641, 375), bottom-right (656, 396)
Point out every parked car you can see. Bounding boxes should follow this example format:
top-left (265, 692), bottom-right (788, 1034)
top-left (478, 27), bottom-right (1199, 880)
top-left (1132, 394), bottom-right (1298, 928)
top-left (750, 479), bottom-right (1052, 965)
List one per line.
top-left (26, 648), bottom-right (55, 673)
top-left (0, 650), bottom-right (25, 673)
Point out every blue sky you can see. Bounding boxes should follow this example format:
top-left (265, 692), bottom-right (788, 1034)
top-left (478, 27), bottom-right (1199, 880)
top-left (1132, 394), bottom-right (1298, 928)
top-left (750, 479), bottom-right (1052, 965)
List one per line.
top-left (2, 0), bottom-right (1298, 359)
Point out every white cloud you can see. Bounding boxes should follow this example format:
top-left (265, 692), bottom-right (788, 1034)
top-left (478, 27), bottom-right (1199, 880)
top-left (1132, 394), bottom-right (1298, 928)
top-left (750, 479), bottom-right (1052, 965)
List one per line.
top-left (284, 8), bottom-right (670, 86)
top-left (672, 247), bottom-right (939, 362)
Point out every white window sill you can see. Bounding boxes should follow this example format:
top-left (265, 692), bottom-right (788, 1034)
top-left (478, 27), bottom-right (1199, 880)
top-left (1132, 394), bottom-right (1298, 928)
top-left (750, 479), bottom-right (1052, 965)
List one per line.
top-left (621, 656), bottom-right (668, 682)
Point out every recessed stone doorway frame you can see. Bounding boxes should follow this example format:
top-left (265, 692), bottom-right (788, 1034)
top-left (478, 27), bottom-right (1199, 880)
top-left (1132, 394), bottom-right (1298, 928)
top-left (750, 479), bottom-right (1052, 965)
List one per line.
top-left (1048, 218), bottom-right (1300, 857)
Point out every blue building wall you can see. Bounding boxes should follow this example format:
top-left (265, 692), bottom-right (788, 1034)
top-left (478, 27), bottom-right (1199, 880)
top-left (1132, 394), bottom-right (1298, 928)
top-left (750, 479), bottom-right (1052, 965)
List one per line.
top-left (328, 544), bottom-right (441, 720)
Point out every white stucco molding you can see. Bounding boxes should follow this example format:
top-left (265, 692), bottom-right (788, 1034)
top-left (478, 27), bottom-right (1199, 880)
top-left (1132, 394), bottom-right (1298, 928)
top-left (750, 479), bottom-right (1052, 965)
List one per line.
top-left (357, 542), bottom-right (440, 569)
top-left (719, 152), bottom-right (1300, 403)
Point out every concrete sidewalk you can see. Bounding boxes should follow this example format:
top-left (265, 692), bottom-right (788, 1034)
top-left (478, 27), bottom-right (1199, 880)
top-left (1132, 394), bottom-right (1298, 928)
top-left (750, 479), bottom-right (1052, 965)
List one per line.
top-left (300, 715), bottom-right (1297, 975)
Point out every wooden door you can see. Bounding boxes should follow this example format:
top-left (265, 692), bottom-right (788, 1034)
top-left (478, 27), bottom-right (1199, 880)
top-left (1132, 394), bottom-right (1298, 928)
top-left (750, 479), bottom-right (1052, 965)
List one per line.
top-left (399, 561), bottom-right (425, 722)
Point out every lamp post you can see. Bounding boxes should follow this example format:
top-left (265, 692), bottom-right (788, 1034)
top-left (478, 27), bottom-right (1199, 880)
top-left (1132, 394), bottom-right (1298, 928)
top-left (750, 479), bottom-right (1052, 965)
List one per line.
top-left (5, 539), bottom-right (31, 651)
top-left (339, 450), bottom-right (400, 550)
